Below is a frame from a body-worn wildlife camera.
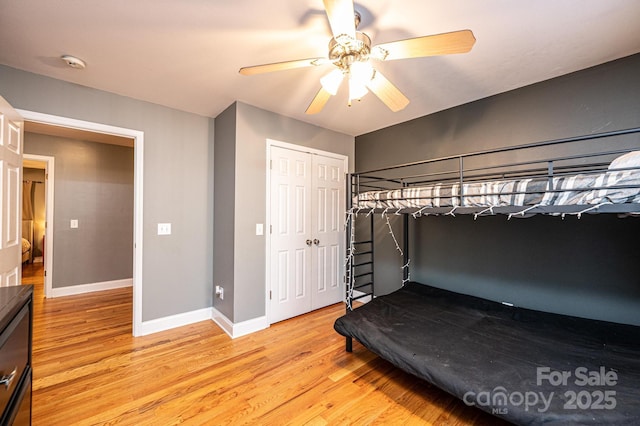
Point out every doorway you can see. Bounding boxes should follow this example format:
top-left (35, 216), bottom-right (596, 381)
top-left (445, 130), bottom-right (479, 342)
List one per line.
top-left (17, 109), bottom-right (145, 336)
top-left (22, 155), bottom-right (53, 297)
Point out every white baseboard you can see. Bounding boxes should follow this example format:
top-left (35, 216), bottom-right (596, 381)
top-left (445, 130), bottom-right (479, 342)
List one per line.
top-left (211, 307), bottom-right (269, 339)
top-left (138, 307), bottom-right (214, 336)
top-left (46, 278), bottom-right (270, 338)
top-left (49, 278), bottom-right (132, 298)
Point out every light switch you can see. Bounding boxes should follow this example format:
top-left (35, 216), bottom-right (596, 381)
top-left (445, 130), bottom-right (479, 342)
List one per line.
top-left (70, 219), bottom-right (79, 229)
top-left (158, 223), bottom-right (171, 235)
top-left (256, 223), bottom-right (264, 236)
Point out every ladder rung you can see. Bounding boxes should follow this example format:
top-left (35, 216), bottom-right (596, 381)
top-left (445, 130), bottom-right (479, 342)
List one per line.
top-left (354, 283), bottom-right (373, 290)
top-left (353, 240), bottom-right (372, 245)
top-left (352, 293), bottom-right (372, 301)
top-left (354, 272), bottom-right (372, 279)
top-left (353, 261), bottom-right (373, 267)
top-left (354, 251), bottom-right (372, 256)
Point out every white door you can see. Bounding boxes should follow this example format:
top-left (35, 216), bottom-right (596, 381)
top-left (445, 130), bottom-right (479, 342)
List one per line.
top-left (270, 146), bottom-right (313, 322)
top-left (0, 96), bottom-right (23, 287)
top-left (269, 145), bottom-right (345, 323)
top-left (311, 154), bottom-right (344, 309)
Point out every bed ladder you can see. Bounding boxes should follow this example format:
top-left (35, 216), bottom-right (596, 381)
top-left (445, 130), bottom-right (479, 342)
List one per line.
top-left (345, 212), bottom-right (375, 352)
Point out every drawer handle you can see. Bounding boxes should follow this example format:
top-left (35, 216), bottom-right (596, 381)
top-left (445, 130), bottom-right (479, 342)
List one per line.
top-left (0, 367), bottom-right (17, 389)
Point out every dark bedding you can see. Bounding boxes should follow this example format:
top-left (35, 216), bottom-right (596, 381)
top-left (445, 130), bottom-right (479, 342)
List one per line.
top-left (334, 282), bottom-right (640, 425)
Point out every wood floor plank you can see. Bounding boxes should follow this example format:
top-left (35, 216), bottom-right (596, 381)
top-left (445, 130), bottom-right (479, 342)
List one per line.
top-left (20, 263), bottom-right (510, 425)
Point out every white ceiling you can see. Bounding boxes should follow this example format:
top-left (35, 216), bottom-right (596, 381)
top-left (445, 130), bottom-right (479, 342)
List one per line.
top-left (1, 0), bottom-right (639, 136)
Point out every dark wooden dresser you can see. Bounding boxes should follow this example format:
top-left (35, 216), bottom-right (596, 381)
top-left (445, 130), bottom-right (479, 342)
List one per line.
top-left (0, 285), bottom-right (32, 425)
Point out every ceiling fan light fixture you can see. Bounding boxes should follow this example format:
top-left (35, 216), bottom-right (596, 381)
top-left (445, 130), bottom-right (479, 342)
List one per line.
top-left (348, 79), bottom-right (368, 105)
top-left (347, 60), bottom-right (373, 104)
top-left (350, 61), bottom-right (374, 84)
top-left (320, 69), bottom-right (344, 95)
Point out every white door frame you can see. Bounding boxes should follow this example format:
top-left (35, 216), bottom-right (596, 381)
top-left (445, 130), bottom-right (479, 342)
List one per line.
top-left (23, 153), bottom-right (55, 297)
top-left (17, 109), bottom-right (144, 337)
top-left (265, 139), bottom-right (347, 324)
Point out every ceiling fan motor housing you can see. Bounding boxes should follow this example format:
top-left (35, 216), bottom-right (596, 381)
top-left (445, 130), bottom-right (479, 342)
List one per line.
top-left (328, 31), bottom-right (371, 71)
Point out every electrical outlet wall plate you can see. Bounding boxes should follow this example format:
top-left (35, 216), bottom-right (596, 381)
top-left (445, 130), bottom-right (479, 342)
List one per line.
top-left (157, 223), bottom-right (171, 235)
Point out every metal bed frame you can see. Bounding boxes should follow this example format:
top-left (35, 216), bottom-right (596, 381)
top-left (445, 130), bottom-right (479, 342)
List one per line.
top-left (343, 126), bottom-right (640, 351)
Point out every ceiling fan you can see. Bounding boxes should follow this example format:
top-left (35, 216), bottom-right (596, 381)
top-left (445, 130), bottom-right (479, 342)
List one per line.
top-left (239, 0), bottom-right (476, 114)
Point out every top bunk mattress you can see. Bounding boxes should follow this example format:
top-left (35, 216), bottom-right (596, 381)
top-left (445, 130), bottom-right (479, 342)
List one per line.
top-left (334, 282), bottom-right (640, 425)
top-left (354, 169), bottom-right (640, 213)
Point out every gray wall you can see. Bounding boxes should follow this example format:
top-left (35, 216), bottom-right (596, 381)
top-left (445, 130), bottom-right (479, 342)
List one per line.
top-left (25, 133), bottom-right (134, 288)
top-left (1, 65), bottom-right (214, 322)
top-left (355, 53), bottom-right (640, 325)
top-left (414, 215), bottom-right (640, 325)
top-left (213, 103), bottom-right (236, 320)
top-left (357, 54), bottom-right (640, 172)
top-left (214, 101), bottom-right (354, 323)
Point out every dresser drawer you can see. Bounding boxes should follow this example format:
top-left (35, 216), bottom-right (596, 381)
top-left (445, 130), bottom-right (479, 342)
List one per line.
top-left (7, 368), bottom-right (31, 426)
top-left (0, 304), bottom-right (30, 419)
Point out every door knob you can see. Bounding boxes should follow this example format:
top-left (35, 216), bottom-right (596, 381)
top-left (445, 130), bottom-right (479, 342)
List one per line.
top-left (313, 239), bottom-right (320, 245)
top-left (306, 239), bottom-right (312, 246)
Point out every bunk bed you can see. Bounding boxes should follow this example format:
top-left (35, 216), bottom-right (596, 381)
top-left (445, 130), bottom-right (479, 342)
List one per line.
top-left (334, 127), bottom-right (640, 425)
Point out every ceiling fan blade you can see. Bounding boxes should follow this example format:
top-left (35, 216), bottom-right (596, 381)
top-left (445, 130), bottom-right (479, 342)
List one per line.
top-left (366, 70), bottom-right (410, 112)
top-left (323, 0), bottom-right (355, 43)
top-left (372, 30), bottom-right (476, 61)
top-left (305, 87), bottom-right (333, 114)
top-left (239, 58), bottom-right (328, 76)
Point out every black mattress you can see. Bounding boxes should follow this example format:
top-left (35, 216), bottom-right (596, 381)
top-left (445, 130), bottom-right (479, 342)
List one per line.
top-left (334, 282), bottom-right (640, 425)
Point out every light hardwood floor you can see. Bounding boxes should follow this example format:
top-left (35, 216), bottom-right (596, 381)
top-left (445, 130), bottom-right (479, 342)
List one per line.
top-left (20, 264), bottom-right (508, 425)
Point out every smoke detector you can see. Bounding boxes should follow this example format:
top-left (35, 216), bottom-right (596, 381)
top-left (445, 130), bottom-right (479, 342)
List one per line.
top-left (61, 55), bottom-right (86, 69)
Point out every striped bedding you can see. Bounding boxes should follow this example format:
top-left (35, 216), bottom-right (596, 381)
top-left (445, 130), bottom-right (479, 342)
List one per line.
top-left (354, 169), bottom-right (640, 211)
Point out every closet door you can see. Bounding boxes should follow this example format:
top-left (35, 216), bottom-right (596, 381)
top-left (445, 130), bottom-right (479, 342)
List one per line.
top-left (311, 154), bottom-right (344, 309)
top-left (270, 146), bottom-right (313, 323)
top-left (269, 145), bottom-right (345, 323)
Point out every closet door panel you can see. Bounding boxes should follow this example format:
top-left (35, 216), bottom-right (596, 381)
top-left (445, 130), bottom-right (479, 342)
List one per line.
top-left (311, 154), bottom-right (344, 309)
top-left (270, 147), bottom-right (312, 322)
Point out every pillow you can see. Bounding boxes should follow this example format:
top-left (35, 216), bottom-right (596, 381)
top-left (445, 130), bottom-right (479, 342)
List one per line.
top-left (22, 238), bottom-right (31, 253)
top-left (608, 151), bottom-right (640, 170)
